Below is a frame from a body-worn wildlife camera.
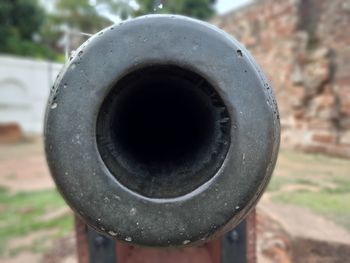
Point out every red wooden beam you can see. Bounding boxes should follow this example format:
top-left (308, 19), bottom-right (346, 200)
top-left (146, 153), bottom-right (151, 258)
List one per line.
top-left (75, 210), bottom-right (256, 263)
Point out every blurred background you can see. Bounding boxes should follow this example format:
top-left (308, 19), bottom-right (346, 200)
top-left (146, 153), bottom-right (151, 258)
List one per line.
top-left (0, 0), bottom-right (349, 262)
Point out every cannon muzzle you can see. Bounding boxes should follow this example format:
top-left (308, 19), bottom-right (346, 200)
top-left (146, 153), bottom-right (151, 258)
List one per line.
top-left (44, 15), bottom-right (280, 247)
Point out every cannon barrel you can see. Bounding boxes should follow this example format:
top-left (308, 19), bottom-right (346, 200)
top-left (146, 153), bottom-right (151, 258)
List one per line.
top-left (44, 15), bottom-right (280, 247)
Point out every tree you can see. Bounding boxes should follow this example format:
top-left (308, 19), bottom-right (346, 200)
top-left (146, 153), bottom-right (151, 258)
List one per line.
top-left (135, 0), bottom-right (216, 20)
top-left (0, 0), bottom-right (216, 60)
top-left (0, 0), bottom-right (55, 58)
top-left (96, 0), bottom-right (135, 20)
top-left (41, 0), bottom-right (136, 60)
top-left (50, 0), bottom-right (111, 33)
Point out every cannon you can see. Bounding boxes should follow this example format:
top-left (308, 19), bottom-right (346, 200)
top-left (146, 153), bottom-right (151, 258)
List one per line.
top-left (44, 15), bottom-right (280, 249)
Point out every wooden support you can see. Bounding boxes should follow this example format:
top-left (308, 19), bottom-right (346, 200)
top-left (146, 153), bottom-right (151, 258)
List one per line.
top-left (75, 209), bottom-right (256, 263)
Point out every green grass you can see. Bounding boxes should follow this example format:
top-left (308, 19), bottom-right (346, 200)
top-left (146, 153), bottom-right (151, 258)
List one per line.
top-left (0, 187), bottom-right (73, 256)
top-left (270, 172), bottom-right (350, 230)
top-left (267, 176), bottom-right (295, 192)
top-left (268, 150), bottom-right (350, 231)
top-left (267, 176), bottom-right (318, 192)
top-left (273, 191), bottom-right (350, 230)
top-left (324, 176), bottom-right (350, 194)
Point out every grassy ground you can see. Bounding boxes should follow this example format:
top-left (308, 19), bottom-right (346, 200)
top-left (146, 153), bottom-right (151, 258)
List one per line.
top-left (0, 187), bottom-right (73, 257)
top-left (0, 138), bottom-right (349, 261)
top-left (267, 150), bottom-right (350, 230)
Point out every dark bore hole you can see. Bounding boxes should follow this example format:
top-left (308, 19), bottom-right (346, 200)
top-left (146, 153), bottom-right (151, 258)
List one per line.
top-left (96, 65), bottom-right (230, 198)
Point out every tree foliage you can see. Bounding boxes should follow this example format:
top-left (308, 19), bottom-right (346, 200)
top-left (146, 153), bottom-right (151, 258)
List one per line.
top-left (0, 0), bottom-right (217, 60)
top-left (41, 0), bottom-right (124, 61)
top-left (96, 0), bottom-right (135, 20)
top-left (0, 0), bottom-right (55, 58)
top-left (51, 0), bottom-right (111, 33)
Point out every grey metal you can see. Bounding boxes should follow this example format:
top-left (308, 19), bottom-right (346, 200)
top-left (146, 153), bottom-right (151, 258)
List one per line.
top-left (87, 226), bottom-right (116, 263)
top-left (221, 220), bottom-right (247, 263)
top-left (45, 15), bottom-right (280, 247)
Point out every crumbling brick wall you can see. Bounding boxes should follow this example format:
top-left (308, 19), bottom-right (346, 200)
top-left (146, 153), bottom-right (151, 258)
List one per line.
top-left (212, 0), bottom-right (350, 157)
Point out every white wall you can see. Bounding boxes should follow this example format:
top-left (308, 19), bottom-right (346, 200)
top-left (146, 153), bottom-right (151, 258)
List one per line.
top-left (0, 55), bottom-right (62, 134)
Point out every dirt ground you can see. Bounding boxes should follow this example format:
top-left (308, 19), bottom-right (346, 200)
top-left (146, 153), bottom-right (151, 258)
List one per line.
top-left (0, 137), bottom-right (350, 262)
top-left (0, 137), bottom-right (54, 192)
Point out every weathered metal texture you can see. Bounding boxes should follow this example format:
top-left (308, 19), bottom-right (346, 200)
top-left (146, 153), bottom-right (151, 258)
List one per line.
top-left (45, 15), bottom-right (280, 247)
top-left (88, 226), bottom-right (116, 262)
top-left (75, 211), bottom-right (256, 263)
top-left (221, 209), bottom-right (256, 263)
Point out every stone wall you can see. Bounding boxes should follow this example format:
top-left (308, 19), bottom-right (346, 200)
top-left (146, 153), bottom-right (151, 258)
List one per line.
top-left (212, 0), bottom-right (350, 157)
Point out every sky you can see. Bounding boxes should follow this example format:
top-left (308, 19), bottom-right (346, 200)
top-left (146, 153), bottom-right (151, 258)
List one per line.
top-left (40, 0), bottom-right (253, 23)
top-left (215, 0), bottom-right (252, 14)
top-left (97, 0), bottom-right (254, 24)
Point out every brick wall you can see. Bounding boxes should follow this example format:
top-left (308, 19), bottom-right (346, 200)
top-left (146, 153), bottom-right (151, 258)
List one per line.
top-left (212, 0), bottom-right (350, 157)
